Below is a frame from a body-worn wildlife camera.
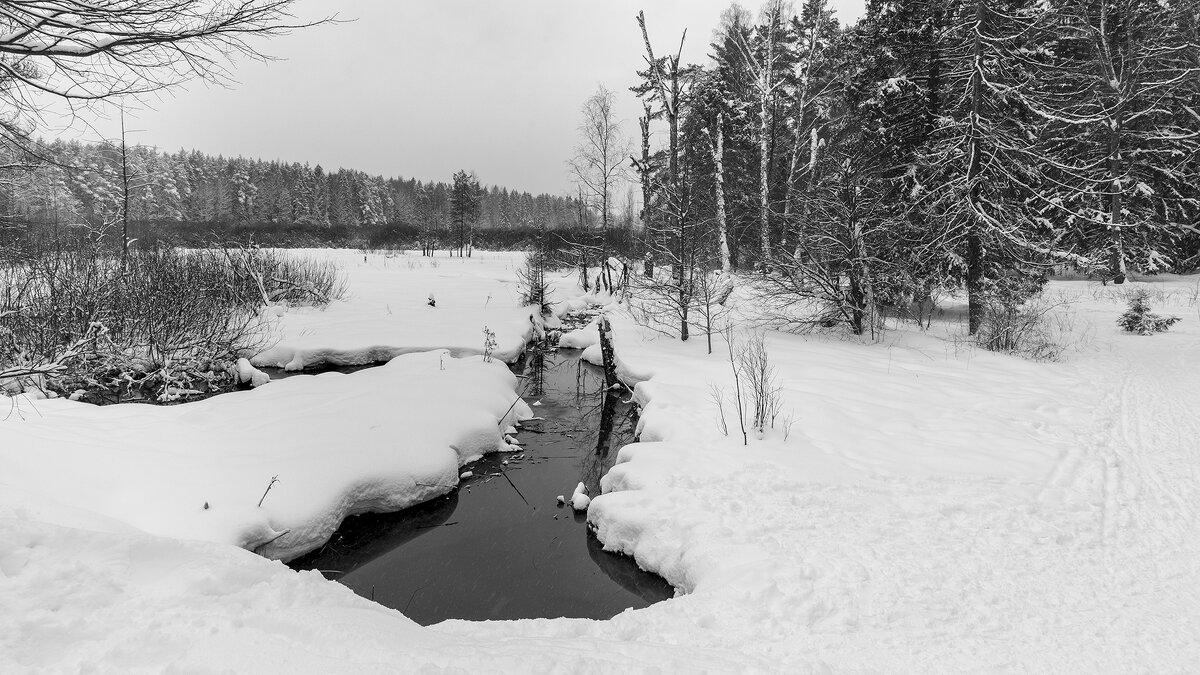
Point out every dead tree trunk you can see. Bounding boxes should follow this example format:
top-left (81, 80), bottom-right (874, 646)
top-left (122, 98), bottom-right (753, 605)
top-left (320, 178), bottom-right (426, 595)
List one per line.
top-left (598, 315), bottom-right (619, 389)
top-left (638, 105), bottom-right (654, 278)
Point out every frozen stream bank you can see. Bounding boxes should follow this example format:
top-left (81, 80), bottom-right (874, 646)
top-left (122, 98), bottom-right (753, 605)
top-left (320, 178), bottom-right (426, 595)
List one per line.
top-left (289, 348), bottom-right (673, 624)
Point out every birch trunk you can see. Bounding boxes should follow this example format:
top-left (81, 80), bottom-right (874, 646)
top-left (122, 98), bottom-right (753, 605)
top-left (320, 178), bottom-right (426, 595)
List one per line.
top-left (711, 112), bottom-right (732, 272)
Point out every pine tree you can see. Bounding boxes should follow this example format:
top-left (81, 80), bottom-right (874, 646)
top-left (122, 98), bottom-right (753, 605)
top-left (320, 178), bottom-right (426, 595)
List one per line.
top-left (449, 170), bottom-right (481, 257)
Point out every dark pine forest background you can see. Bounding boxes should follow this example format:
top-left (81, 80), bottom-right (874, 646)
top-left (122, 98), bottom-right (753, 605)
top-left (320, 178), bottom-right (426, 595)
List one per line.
top-left (1, 139), bottom-right (589, 250)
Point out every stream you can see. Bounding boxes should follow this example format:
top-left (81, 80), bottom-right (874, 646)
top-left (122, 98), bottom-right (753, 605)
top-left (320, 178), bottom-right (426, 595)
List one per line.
top-left (287, 347), bottom-right (674, 624)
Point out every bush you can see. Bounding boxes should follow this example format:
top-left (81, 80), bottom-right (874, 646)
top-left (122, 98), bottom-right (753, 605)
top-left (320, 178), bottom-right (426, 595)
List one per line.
top-left (976, 298), bottom-right (1066, 361)
top-left (221, 248), bottom-right (348, 307)
top-left (738, 331), bottom-right (782, 438)
top-left (718, 328), bottom-right (783, 445)
top-left (972, 273), bottom-right (1072, 361)
top-left (0, 237), bottom-right (345, 402)
top-left (1117, 289), bottom-right (1180, 335)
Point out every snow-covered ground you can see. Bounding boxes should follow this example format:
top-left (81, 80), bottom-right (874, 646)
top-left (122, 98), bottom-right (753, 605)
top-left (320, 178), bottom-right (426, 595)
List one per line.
top-left (250, 249), bottom-right (541, 369)
top-left (3, 250), bottom-right (1199, 672)
top-left (0, 351), bottom-right (530, 562)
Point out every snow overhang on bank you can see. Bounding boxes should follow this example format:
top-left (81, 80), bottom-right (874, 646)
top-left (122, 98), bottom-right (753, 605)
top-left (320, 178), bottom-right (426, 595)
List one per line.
top-left (0, 350), bottom-right (531, 561)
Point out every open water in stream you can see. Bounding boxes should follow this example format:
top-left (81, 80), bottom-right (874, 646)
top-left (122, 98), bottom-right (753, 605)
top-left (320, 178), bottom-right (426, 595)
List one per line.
top-left (288, 348), bottom-right (674, 625)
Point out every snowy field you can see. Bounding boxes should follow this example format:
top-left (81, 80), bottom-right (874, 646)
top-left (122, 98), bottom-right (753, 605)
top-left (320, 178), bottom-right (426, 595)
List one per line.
top-left (3, 249), bottom-right (1199, 673)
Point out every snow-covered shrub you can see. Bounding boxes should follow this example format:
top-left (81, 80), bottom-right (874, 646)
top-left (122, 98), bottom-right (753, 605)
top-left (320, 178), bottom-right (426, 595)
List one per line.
top-left (1117, 289), bottom-right (1180, 335)
top-left (222, 247), bottom-right (348, 307)
top-left (973, 274), bottom-right (1066, 361)
top-left (0, 238), bottom-right (344, 402)
top-left (976, 299), bottom-right (1065, 361)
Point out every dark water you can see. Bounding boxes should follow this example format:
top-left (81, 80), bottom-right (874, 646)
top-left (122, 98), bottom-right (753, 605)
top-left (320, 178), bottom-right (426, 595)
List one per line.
top-left (288, 349), bottom-right (674, 625)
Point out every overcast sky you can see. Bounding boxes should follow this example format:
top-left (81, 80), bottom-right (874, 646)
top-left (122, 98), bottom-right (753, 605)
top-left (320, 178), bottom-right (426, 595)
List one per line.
top-left (59, 0), bottom-right (865, 196)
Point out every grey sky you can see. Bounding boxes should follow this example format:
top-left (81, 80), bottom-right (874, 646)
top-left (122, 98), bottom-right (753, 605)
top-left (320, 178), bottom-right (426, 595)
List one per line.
top-left (62, 0), bottom-right (865, 196)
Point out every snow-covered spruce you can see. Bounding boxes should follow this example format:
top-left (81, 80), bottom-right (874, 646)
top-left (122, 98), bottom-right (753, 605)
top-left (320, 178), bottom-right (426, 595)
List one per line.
top-left (1117, 289), bottom-right (1181, 335)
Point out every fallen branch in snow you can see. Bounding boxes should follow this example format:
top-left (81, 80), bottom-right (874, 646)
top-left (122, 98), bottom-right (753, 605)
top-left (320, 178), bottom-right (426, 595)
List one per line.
top-left (1, 322), bottom-right (107, 396)
top-left (416, 481), bottom-right (457, 489)
top-left (267, 275), bottom-right (333, 305)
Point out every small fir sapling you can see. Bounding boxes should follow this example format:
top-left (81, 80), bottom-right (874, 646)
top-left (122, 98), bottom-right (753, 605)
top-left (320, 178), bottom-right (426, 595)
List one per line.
top-left (1117, 290), bottom-right (1180, 335)
top-left (517, 247), bottom-right (551, 314)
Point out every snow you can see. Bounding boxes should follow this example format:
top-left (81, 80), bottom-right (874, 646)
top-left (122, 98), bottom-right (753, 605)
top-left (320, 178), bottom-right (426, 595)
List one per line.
top-left (574, 276), bottom-right (1200, 671)
top-left (0, 350), bottom-right (530, 562)
top-left (580, 342), bottom-right (604, 366)
top-left (558, 319), bottom-right (600, 349)
top-left (249, 250), bottom-right (542, 370)
top-left (233, 357), bottom-right (271, 387)
top-left (570, 481), bottom-right (591, 511)
top-left (4, 250), bottom-right (1200, 672)
top-left (0, 520), bottom-right (747, 674)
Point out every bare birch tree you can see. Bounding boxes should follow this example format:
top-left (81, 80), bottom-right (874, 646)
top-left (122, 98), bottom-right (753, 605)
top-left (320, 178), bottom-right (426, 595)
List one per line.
top-left (569, 84), bottom-right (628, 291)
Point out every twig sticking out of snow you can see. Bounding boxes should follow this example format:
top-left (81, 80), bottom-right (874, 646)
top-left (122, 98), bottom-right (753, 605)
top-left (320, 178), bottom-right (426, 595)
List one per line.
top-left (257, 475), bottom-right (280, 508)
top-left (497, 396), bottom-right (524, 427)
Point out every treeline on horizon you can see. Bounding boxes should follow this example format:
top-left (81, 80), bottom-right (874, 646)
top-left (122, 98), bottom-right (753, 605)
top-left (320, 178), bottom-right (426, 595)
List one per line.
top-left (0, 138), bottom-right (590, 248)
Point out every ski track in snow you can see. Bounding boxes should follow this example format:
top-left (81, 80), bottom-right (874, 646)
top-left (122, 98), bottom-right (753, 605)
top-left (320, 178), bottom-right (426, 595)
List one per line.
top-left (569, 282), bottom-right (1200, 672)
top-left (830, 321), bottom-right (1200, 669)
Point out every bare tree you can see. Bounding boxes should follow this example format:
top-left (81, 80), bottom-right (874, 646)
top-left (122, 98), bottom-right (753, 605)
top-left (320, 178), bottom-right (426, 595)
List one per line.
top-left (0, 1), bottom-right (332, 149)
top-left (635, 103), bottom-right (655, 277)
top-left (569, 84), bottom-right (629, 291)
top-left (633, 10), bottom-right (702, 341)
